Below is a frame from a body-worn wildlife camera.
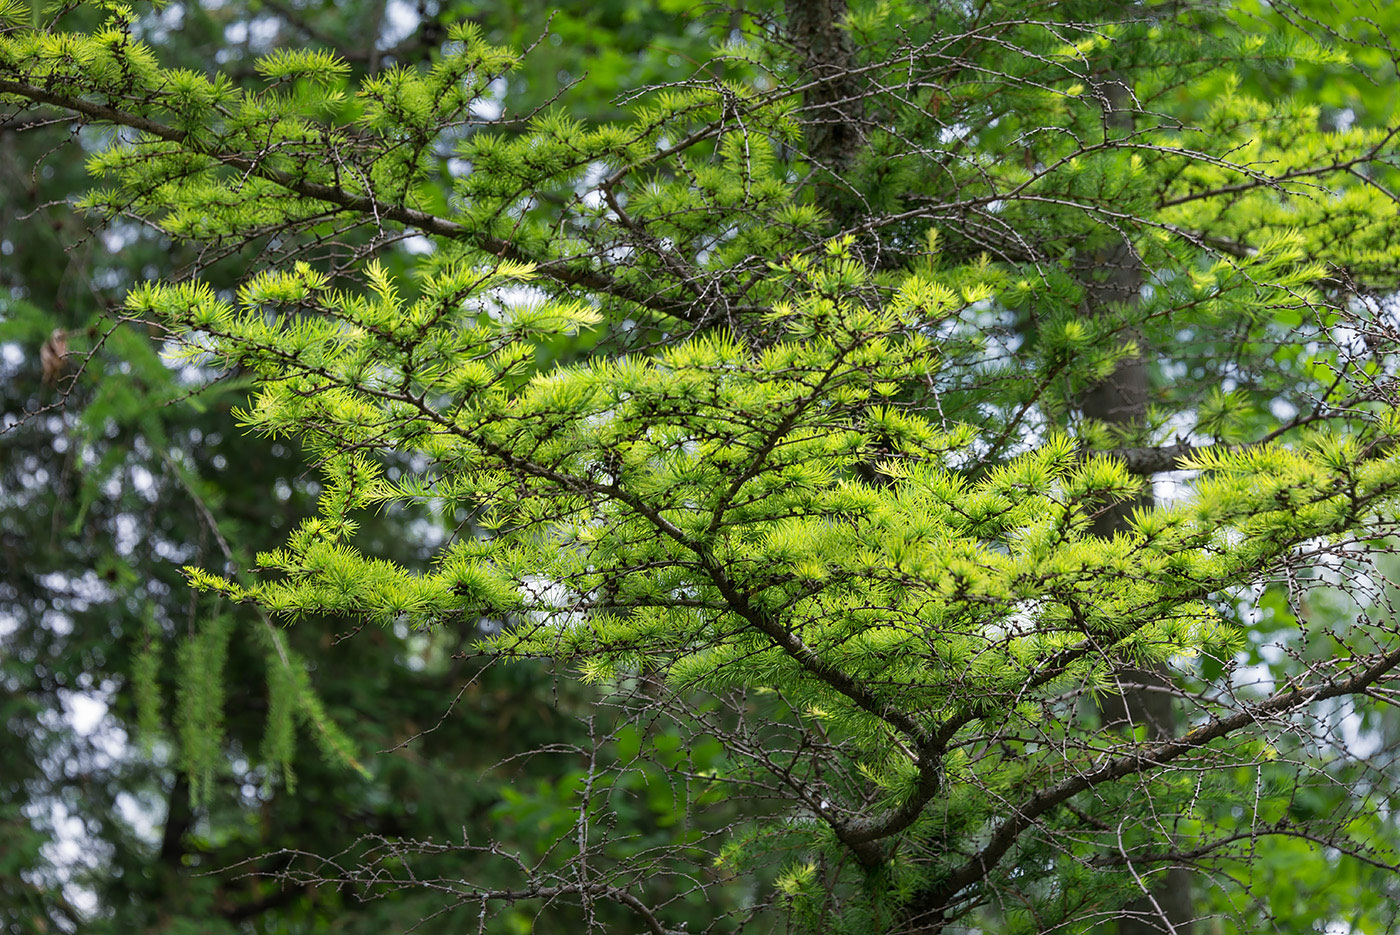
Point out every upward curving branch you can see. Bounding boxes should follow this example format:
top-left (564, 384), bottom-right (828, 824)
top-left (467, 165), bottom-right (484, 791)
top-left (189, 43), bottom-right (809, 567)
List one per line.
top-left (901, 636), bottom-right (1400, 929)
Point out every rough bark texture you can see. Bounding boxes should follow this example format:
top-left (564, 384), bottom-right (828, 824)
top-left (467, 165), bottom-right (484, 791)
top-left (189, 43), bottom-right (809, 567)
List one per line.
top-left (784, 0), bottom-right (863, 225)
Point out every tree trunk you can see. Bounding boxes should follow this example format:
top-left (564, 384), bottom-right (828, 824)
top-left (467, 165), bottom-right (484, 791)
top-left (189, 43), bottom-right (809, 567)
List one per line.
top-left (1078, 76), bottom-right (1194, 935)
top-left (784, 0), bottom-right (863, 226)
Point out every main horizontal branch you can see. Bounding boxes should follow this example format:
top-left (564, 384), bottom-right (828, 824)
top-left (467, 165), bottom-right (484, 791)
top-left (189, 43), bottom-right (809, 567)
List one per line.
top-left (906, 637), bottom-right (1400, 924)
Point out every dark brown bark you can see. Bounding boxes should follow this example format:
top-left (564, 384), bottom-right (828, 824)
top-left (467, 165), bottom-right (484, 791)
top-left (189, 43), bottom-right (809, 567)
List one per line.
top-left (784, 0), bottom-right (864, 225)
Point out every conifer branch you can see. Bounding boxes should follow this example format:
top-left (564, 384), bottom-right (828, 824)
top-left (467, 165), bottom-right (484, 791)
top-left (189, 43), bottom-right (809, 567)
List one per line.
top-left (906, 637), bottom-right (1400, 925)
top-left (0, 78), bottom-right (707, 323)
top-left (1156, 125), bottom-right (1400, 208)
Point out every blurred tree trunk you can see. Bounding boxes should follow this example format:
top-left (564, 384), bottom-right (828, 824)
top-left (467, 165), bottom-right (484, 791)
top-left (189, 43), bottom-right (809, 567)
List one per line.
top-left (784, 0), bottom-right (863, 226)
top-left (1079, 74), bottom-right (1195, 935)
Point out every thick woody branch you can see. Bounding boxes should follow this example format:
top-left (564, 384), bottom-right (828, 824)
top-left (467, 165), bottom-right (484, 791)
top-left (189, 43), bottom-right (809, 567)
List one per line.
top-left (1099, 441), bottom-right (1209, 475)
top-left (903, 638), bottom-right (1400, 927)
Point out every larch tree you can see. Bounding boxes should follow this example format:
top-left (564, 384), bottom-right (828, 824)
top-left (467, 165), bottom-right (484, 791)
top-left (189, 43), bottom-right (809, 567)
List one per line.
top-left (5, 1), bottom-right (1400, 933)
